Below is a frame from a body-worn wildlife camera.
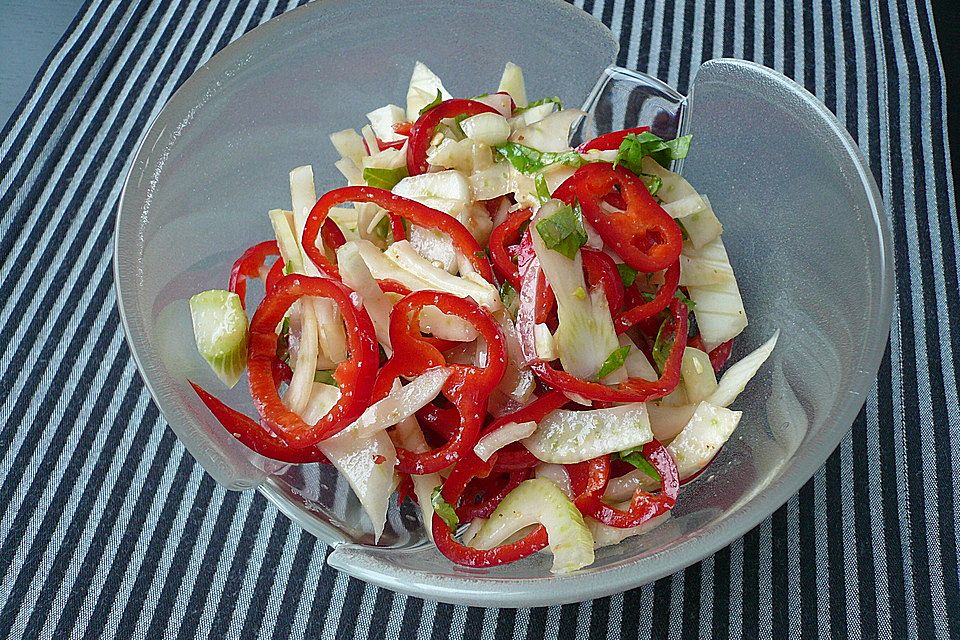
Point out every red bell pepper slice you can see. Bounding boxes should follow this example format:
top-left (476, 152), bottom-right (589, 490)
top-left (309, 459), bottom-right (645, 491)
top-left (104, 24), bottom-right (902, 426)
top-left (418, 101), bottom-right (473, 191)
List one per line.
top-left (517, 258), bottom-right (688, 403)
top-left (688, 334), bottom-right (735, 373)
top-left (581, 248), bottom-right (625, 314)
top-left (247, 275), bottom-right (379, 447)
top-left (488, 208), bottom-right (532, 289)
top-left (456, 468), bottom-right (531, 520)
top-left (431, 452), bottom-right (548, 567)
top-left (566, 454), bottom-right (612, 498)
top-left (377, 290), bottom-right (507, 475)
top-left (189, 382), bottom-right (328, 464)
top-left (574, 163), bottom-right (682, 273)
top-left (302, 186), bottom-right (495, 283)
top-left (574, 440), bottom-right (679, 528)
top-left (406, 99), bottom-right (499, 175)
top-left (576, 126), bottom-right (650, 153)
top-left (615, 260), bottom-right (680, 334)
top-left (229, 240), bottom-right (280, 309)
top-left (264, 256), bottom-right (286, 295)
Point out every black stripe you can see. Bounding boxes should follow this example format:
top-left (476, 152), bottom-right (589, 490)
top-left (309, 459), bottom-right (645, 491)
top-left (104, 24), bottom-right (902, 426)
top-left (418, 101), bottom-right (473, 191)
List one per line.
top-left (803, 0), bottom-right (816, 90)
top-left (588, 595), bottom-right (610, 639)
top-left (851, 407), bottom-right (879, 639)
top-left (331, 578), bottom-right (367, 640)
top-left (461, 606), bottom-right (485, 640)
top-left (616, 0), bottom-right (635, 69)
top-left (657, 0), bottom-right (676, 81)
top-left (299, 546), bottom-right (340, 640)
top-left (493, 607), bottom-right (517, 640)
top-left (770, 505), bottom-right (789, 637)
top-left (362, 582), bottom-right (396, 640)
top-left (618, 588), bottom-right (642, 639)
top-left (740, 527), bottom-right (760, 640)
top-left (798, 481), bottom-right (819, 638)
top-left (710, 547), bottom-right (731, 640)
top-left (722, 0), bottom-right (736, 58)
top-left (676, 0), bottom-right (696, 93)
top-left (429, 603), bottom-right (455, 640)
top-left (743, 0), bottom-right (755, 60)
top-left (782, 0), bottom-right (795, 78)
top-left (762, 0), bottom-right (775, 68)
top-left (824, 449), bottom-right (849, 639)
top-left (822, 0), bottom-right (837, 112)
top-left (524, 607), bottom-right (548, 640)
top-left (680, 562), bottom-right (702, 638)
top-left (649, 577), bottom-right (673, 638)
top-left (702, 0), bottom-right (717, 63)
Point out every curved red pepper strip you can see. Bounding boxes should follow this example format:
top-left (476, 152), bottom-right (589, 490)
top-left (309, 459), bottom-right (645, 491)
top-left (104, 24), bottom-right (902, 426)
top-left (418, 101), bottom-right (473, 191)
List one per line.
top-left (574, 163), bottom-right (682, 273)
top-left (432, 452), bottom-right (548, 567)
top-left (456, 468), bottom-right (531, 521)
top-left (566, 455), bottom-right (612, 498)
top-left (488, 208), bottom-right (532, 289)
top-left (615, 260), bottom-right (680, 334)
top-left (376, 290), bottom-right (507, 475)
top-left (264, 257), bottom-right (286, 295)
top-left (576, 126), bottom-right (651, 153)
top-left (321, 218), bottom-right (347, 252)
top-left (303, 186), bottom-right (495, 283)
top-left (248, 275), bottom-right (379, 447)
top-left (189, 382), bottom-right (328, 464)
top-left (415, 402), bottom-right (460, 440)
top-left (582, 248), bottom-right (625, 314)
top-left (406, 99), bottom-right (499, 175)
top-left (574, 440), bottom-right (679, 528)
top-left (517, 259), bottom-right (688, 403)
top-left (229, 240), bottom-right (280, 309)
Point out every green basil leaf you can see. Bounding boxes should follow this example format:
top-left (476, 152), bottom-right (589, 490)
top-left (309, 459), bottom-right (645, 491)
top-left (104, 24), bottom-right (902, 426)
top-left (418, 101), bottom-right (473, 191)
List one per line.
top-left (640, 174), bottom-right (663, 196)
top-left (535, 203), bottom-right (587, 260)
top-left (597, 345), bottom-right (631, 379)
top-left (615, 132), bottom-right (694, 174)
top-left (363, 166), bottom-right (409, 190)
top-left (494, 143), bottom-right (585, 175)
top-left (674, 289), bottom-right (696, 311)
top-left (616, 263), bottom-right (638, 288)
top-left (313, 370), bottom-right (339, 387)
top-left (373, 215), bottom-right (392, 242)
top-left (276, 317), bottom-right (291, 363)
top-left (616, 447), bottom-right (662, 482)
top-left (651, 317), bottom-right (675, 372)
top-left (419, 89), bottom-right (444, 115)
top-left (515, 96), bottom-right (562, 113)
top-left (431, 486), bottom-right (460, 530)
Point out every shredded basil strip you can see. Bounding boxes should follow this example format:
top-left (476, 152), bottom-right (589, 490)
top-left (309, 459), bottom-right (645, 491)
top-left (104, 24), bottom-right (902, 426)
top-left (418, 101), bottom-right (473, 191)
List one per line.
top-left (363, 166), bottom-right (408, 190)
top-left (494, 143), bottom-right (585, 175)
top-left (515, 96), bottom-right (562, 113)
top-left (534, 173), bottom-right (552, 202)
top-left (651, 317), bottom-right (675, 372)
top-left (616, 446), bottom-right (662, 482)
top-left (313, 370), bottom-right (339, 387)
top-left (616, 263), bottom-right (638, 288)
top-left (431, 486), bottom-right (460, 530)
top-left (615, 131), bottom-right (693, 173)
top-left (419, 89), bottom-right (443, 115)
top-left (597, 345), bottom-right (631, 379)
top-left (535, 203), bottom-right (588, 260)
top-left (674, 289), bottom-right (696, 311)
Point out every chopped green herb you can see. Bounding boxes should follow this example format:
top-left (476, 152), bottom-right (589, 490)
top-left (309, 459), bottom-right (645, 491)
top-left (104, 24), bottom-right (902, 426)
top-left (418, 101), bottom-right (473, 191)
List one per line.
top-left (372, 215), bottom-right (392, 243)
top-left (651, 317), bottom-right (675, 372)
top-left (597, 345), bottom-right (631, 379)
top-left (431, 486), bottom-right (460, 530)
top-left (515, 96), bottom-right (562, 113)
top-left (494, 143), bottom-right (585, 175)
top-left (499, 281), bottom-right (519, 317)
top-left (283, 261), bottom-right (295, 275)
top-left (313, 370), bottom-right (339, 387)
top-left (614, 131), bottom-right (693, 174)
top-left (534, 173), bottom-right (552, 203)
top-left (674, 289), bottom-right (696, 311)
top-left (616, 263), bottom-right (638, 288)
top-left (276, 317), bottom-right (291, 363)
top-left (535, 203), bottom-right (587, 260)
top-left (640, 291), bottom-right (656, 302)
top-left (640, 174), bottom-right (663, 196)
top-left (616, 446), bottom-right (662, 482)
top-left (363, 166), bottom-right (409, 190)
top-left (419, 89), bottom-right (443, 115)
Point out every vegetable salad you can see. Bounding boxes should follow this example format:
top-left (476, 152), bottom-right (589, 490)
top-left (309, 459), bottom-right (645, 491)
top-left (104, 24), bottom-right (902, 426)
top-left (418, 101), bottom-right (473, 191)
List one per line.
top-left (188, 62), bottom-right (777, 573)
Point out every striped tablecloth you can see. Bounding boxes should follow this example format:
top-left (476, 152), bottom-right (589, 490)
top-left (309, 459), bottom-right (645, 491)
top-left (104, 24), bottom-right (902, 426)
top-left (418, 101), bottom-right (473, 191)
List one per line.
top-left (1, 0), bottom-right (956, 638)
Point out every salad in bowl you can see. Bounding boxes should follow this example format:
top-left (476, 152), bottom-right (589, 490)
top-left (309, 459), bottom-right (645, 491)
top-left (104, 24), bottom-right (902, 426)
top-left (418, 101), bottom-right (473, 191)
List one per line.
top-left (188, 62), bottom-right (777, 573)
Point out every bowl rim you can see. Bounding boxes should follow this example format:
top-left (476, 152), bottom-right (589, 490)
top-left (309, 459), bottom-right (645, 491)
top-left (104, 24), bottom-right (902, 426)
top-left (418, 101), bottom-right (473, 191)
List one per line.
top-left (113, 1), bottom-right (894, 608)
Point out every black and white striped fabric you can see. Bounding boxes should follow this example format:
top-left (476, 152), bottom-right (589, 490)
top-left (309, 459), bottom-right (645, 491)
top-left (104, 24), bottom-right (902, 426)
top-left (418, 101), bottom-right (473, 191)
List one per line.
top-left (1, 0), bottom-right (956, 637)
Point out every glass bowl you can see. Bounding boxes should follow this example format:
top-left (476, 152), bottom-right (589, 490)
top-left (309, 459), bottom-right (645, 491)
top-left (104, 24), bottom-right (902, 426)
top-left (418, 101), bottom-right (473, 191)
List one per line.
top-left (113, 0), bottom-right (892, 607)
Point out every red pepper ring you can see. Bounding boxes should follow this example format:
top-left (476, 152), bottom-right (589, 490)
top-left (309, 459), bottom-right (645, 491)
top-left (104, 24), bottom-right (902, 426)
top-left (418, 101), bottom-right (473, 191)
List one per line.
top-left (247, 275), bottom-right (379, 447)
top-left (566, 454), bottom-right (612, 498)
top-left (264, 257), bottom-right (286, 295)
top-left (406, 98), bottom-right (499, 176)
top-left (517, 259), bottom-right (688, 403)
top-left (574, 162), bottom-right (682, 273)
top-left (576, 126), bottom-right (651, 153)
top-left (615, 260), bottom-right (680, 334)
top-left (376, 290), bottom-right (507, 475)
top-left (303, 186), bottom-right (495, 283)
top-left (456, 468), bottom-right (532, 521)
top-left (581, 248), bottom-right (625, 314)
top-left (432, 452), bottom-right (549, 568)
top-left (189, 382), bottom-right (329, 464)
top-left (574, 440), bottom-right (679, 528)
top-left (229, 240), bottom-right (281, 309)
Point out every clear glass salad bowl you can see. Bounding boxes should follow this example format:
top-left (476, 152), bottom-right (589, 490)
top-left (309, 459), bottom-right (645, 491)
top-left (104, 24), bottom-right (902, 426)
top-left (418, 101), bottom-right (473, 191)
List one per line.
top-left (114, 0), bottom-right (892, 607)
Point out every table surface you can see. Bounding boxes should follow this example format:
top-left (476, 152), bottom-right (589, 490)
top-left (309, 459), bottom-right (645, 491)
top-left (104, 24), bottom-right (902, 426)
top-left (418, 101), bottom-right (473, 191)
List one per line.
top-left (1, 1), bottom-right (957, 639)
